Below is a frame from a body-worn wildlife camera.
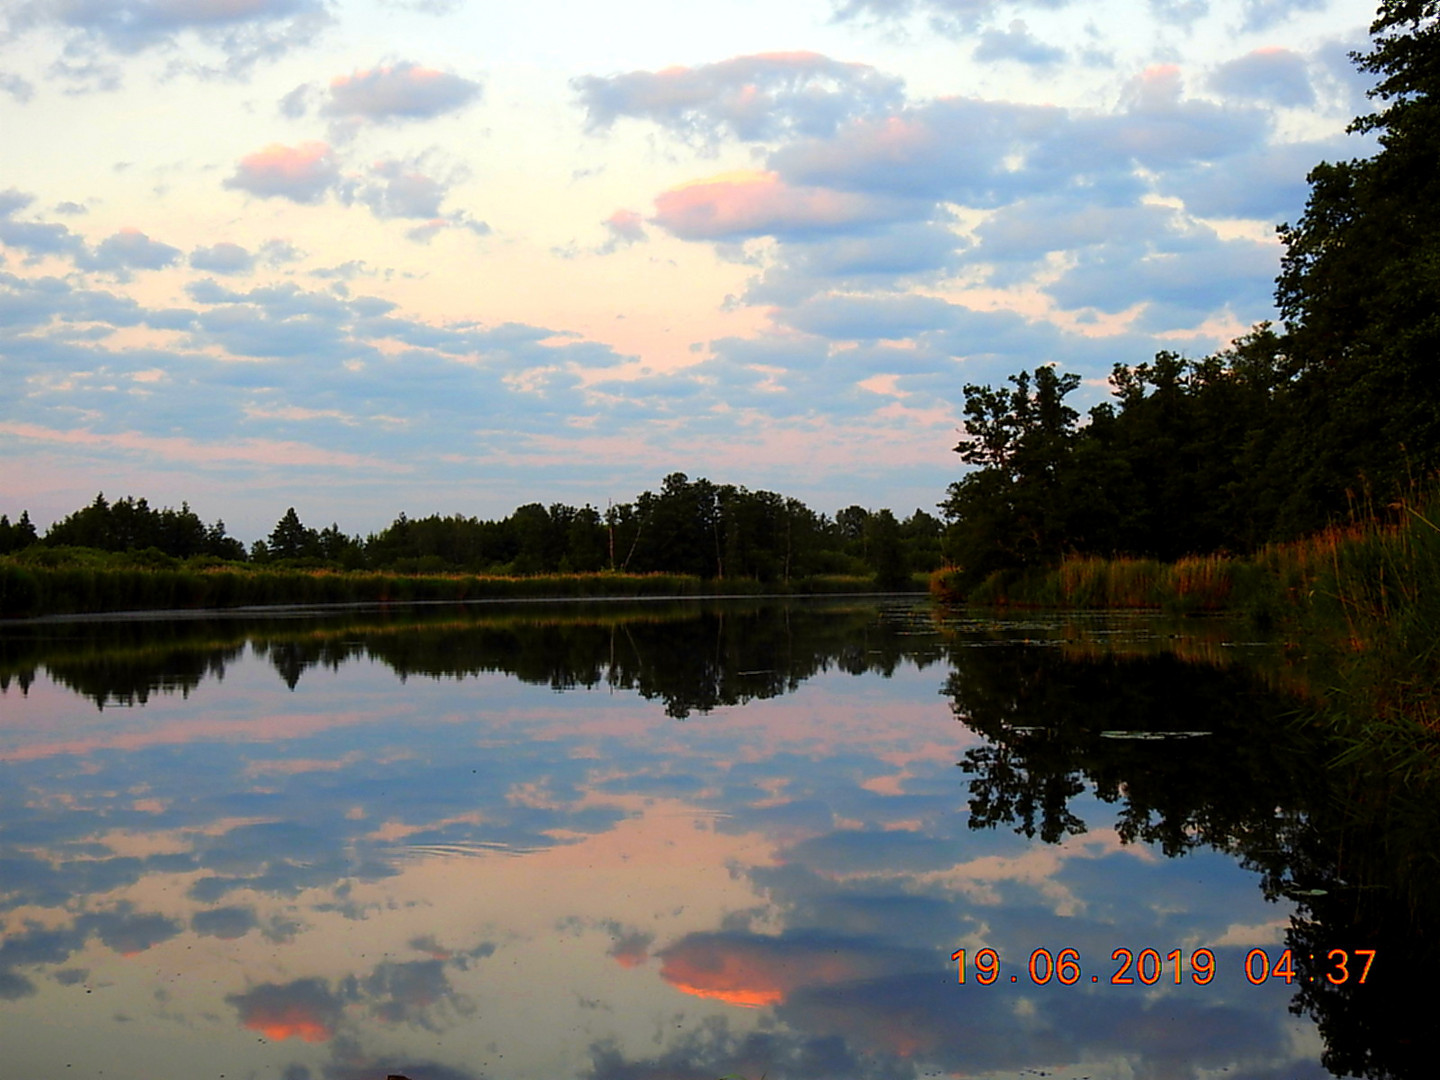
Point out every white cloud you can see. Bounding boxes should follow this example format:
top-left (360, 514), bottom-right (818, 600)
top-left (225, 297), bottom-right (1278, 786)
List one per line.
top-left (321, 61), bottom-right (481, 125)
top-left (574, 52), bottom-right (904, 146)
top-left (82, 227), bottom-right (183, 274)
top-left (1208, 48), bottom-right (1314, 107)
top-left (972, 21), bottom-right (1066, 68)
top-left (831, 0), bottom-right (1075, 35)
top-left (0, 69), bottom-right (34, 101)
top-left (10, 0), bottom-right (332, 82)
top-left (190, 242), bottom-right (256, 274)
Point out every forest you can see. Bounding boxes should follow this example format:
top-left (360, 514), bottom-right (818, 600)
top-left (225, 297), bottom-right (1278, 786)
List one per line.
top-left (0, 478), bottom-right (941, 589)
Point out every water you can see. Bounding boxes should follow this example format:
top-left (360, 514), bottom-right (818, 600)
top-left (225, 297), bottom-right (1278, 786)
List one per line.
top-left (0, 599), bottom-right (1421, 1079)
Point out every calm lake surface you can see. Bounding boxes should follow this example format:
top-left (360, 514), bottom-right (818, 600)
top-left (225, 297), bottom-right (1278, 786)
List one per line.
top-left (0, 598), bottom-right (1420, 1080)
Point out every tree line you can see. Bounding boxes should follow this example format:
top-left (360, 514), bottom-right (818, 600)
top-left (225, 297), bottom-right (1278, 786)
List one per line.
top-left (941, 1), bottom-right (1440, 590)
top-left (0, 475), bottom-right (944, 587)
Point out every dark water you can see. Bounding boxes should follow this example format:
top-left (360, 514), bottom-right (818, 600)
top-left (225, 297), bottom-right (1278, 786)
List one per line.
top-left (0, 599), bottom-right (1425, 1080)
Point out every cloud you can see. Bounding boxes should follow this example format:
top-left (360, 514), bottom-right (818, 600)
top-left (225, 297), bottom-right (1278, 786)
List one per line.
top-left (259, 238), bottom-right (304, 265)
top-left (0, 422), bottom-right (401, 471)
top-left (81, 227), bottom-right (183, 274)
top-left (773, 293), bottom-right (964, 343)
top-left (14, 0), bottom-right (332, 78)
top-left (1093, 64), bottom-right (1269, 168)
top-left (225, 141), bottom-right (339, 203)
top-left (607, 929), bottom-right (653, 968)
top-left (355, 160), bottom-right (448, 219)
top-left (379, 0), bottom-right (463, 12)
top-left (1046, 229), bottom-right (1277, 325)
top-left (574, 52), bottom-right (905, 145)
top-left (972, 20), bottom-right (1067, 67)
top-left (652, 171), bottom-right (913, 242)
top-left (970, 197), bottom-right (1177, 266)
top-left (0, 971), bottom-right (37, 999)
top-left (770, 98), bottom-right (1068, 206)
top-left (1314, 35), bottom-right (1373, 118)
top-left (1208, 48), bottom-right (1314, 107)
top-left (0, 188), bottom-right (88, 261)
top-left (1149, 0), bottom-right (1210, 25)
top-left (363, 959), bottom-right (459, 1026)
top-left (221, 144), bottom-right (486, 237)
top-left (658, 930), bottom-right (916, 1007)
top-left (78, 907), bottom-right (183, 955)
top-left (347, 158), bottom-right (489, 241)
top-left (768, 68), bottom-right (1266, 213)
top-left (0, 69), bottom-right (34, 102)
top-left (597, 209), bottom-right (646, 254)
top-left (1240, 0), bottom-right (1328, 31)
top-left (831, 0), bottom-right (1076, 35)
top-left (1161, 135), bottom-right (1347, 221)
top-left (190, 241), bottom-right (256, 274)
top-left (278, 81), bottom-right (317, 117)
top-left (0, 189), bottom-right (35, 217)
top-left (742, 221), bottom-right (962, 307)
top-left (229, 978), bottom-right (344, 1043)
top-left (1, 195), bottom-right (185, 277)
top-left (322, 60), bottom-right (481, 125)
top-left (192, 904), bottom-right (260, 939)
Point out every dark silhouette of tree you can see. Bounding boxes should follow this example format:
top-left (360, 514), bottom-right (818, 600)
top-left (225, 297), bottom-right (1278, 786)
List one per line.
top-left (0, 511), bottom-right (38, 554)
top-left (865, 508), bottom-right (907, 590)
top-left (40, 493), bottom-right (241, 560)
top-left (268, 508), bottom-right (319, 561)
top-left (1274, 0), bottom-right (1440, 533)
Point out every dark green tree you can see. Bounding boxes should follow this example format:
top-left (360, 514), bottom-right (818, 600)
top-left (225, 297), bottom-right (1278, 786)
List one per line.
top-left (1274, 0), bottom-right (1440, 531)
top-left (268, 508), bottom-right (319, 560)
top-left (0, 511), bottom-right (38, 554)
top-left (941, 365), bottom-right (1081, 583)
top-left (865, 507), bottom-right (908, 589)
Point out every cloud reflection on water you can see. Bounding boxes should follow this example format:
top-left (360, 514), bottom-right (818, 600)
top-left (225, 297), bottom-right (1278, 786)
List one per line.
top-left (0, 602), bottom-right (1336, 1079)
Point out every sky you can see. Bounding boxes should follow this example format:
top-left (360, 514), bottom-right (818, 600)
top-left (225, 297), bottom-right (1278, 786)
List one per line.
top-left (0, 0), bottom-right (1377, 541)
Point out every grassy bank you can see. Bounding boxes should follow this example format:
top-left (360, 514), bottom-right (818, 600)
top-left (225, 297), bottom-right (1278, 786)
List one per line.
top-left (0, 548), bottom-right (924, 618)
top-left (934, 495), bottom-right (1438, 622)
top-left (933, 492), bottom-right (1440, 735)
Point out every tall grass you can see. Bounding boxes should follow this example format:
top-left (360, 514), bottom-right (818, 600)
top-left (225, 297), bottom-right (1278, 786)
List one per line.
top-left (933, 490), bottom-right (1440, 746)
top-left (0, 553), bottom-right (905, 619)
top-left (933, 494), bottom-right (1438, 628)
top-left (935, 553), bottom-right (1239, 613)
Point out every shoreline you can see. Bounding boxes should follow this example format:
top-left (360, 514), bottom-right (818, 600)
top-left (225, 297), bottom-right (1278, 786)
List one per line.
top-left (0, 559), bottom-right (928, 620)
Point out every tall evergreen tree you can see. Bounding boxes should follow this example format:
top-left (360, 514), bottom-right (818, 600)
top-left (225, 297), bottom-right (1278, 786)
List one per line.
top-left (268, 508), bottom-right (319, 560)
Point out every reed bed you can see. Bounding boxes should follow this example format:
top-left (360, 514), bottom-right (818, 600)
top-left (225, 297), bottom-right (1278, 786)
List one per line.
top-left (932, 495), bottom-right (1437, 624)
top-left (933, 490), bottom-right (1440, 746)
top-left (936, 554), bottom-right (1239, 613)
top-left (0, 558), bottom-right (902, 619)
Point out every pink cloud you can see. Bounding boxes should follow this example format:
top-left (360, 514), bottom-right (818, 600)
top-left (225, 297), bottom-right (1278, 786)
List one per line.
top-left (604, 209), bottom-right (646, 243)
top-left (0, 422), bottom-right (402, 471)
top-left (598, 208), bottom-right (647, 253)
top-left (229, 980), bottom-right (342, 1043)
top-left (659, 932), bottom-right (897, 1008)
top-left (225, 141), bottom-right (339, 204)
top-left (652, 171), bottom-right (903, 241)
